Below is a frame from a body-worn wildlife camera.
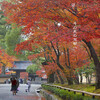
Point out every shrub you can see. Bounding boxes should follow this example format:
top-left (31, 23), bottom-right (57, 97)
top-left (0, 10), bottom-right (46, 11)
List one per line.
top-left (74, 94), bottom-right (84, 100)
top-left (59, 89), bottom-right (67, 99)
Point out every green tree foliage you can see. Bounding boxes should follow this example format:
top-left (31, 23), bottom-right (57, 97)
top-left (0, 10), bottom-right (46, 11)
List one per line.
top-left (26, 64), bottom-right (40, 74)
top-left (75, 62), bottom-right (95, 84)
top-left (0, 11), bottom-right (7, 49)
top-left (83, 62), bottom-right (95, 84)
top-left (0, 10), bottom-right (29, 60)
top-left (5, 24), bottom-right (29, 60)
top-left (5, 25), bottom-right (21, 55)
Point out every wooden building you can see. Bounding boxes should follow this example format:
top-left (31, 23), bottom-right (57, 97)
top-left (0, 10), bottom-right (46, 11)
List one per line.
top-left (9, 61), bottom-right (33, 78)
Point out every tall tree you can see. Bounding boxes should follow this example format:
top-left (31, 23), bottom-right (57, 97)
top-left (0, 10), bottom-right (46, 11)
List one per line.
top-left (0, 49), bottom-right (17, 74)
top-left (5, 24), bottom-right (28, 60)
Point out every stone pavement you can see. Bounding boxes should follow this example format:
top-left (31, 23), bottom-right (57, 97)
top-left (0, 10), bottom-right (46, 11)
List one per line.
top-left (0, 84), bottom-right (46, 100)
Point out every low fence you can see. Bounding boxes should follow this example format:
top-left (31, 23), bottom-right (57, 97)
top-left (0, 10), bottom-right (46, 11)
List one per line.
top-left (42, 84), bottom-right (100, 99)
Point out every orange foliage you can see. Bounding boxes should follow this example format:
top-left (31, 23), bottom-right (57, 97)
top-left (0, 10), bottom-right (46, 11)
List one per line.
top-left (0, 49), bottom-right (17, 68)
top-left (1, 0), bottom-right (99, 77)
top-left (1, 0), bottom-right (99, 42)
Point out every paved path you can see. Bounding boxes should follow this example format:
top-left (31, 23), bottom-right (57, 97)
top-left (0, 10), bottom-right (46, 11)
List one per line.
top-left (0, 84), bottom-right (45, 100)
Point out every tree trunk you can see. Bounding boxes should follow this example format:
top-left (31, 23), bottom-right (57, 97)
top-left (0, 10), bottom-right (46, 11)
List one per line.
top-left (56, 70), bottom-right (64, 84)
top-left (74, 73), bottom-right (79, 84)
top-left (47, 73), bottom-right (54, 83)
top-left (67, 77), bottom-right (73, 85)
top-left (88, 75), bottom-right (92, 84)
top-left (83, 39), bottom-right (100, 89)
top-left (54, 72), bottom-right (60, 83)
top-left (86, 77), bottom-right (88, 84)
top-left (2, 66), bottom-right (5, 75)
top-left (80, 74), bottom-right (83, 84)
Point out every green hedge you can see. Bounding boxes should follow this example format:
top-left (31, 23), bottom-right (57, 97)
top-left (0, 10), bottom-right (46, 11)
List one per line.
top-left (41, 84), bottom-right (98, 100)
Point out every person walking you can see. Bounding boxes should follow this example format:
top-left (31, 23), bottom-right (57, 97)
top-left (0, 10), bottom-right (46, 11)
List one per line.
top-left (10, 76), bottom-right (13, 91)
top-left (16, 77), bottom-right (19, 93)
top-left (11, 77), bottom-right (17, 95)
top-left (25, 78), bottom-right (31, 92)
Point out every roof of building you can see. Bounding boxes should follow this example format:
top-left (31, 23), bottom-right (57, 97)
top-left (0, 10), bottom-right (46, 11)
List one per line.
top-left (10, 61), bottom-right (33, 71)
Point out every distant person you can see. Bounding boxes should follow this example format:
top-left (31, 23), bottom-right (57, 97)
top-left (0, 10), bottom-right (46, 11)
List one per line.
top-left (16, 77), bottom-right (19, 92)
top-left (19, 78), bottom-right (23, 84)
top-left (25, 79), bottom-right (31, 92)
top-left (5, 79), bottom-right (9, 84)
top-left (8, 78), bottom-right (10, 84)
top-left (11, 77), bottom-right (17, 95)
top-left (20, 78), bottom-right (23, 84)
top-left (10, 76), bottom-right (13, 91)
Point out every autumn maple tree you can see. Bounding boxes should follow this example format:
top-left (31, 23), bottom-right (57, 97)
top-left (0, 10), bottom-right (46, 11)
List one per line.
top-left (0, 49), bottom-right (17, 74)
top-left (14, 32), bottom-right (91, 85)
top-left (1, 0), bottom-right (100, 88)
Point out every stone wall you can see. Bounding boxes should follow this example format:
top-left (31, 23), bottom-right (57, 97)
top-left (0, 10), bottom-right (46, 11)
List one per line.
top-left (41, 90), bottom-right (58, 100)
top-left (0, 75), bottom-right (11, 83)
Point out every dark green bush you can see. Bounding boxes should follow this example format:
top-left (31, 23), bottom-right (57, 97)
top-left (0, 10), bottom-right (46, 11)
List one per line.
top-left (59, 89), bottom-right (67, 99)
top-left (83, 97), bottom-right (98, 100)
top-left (66, 91), bottom-right (74, 100)
top-left (53, 88), bottom-right (60, 95)
top-left (73, 94), bottom-right (84, 100)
